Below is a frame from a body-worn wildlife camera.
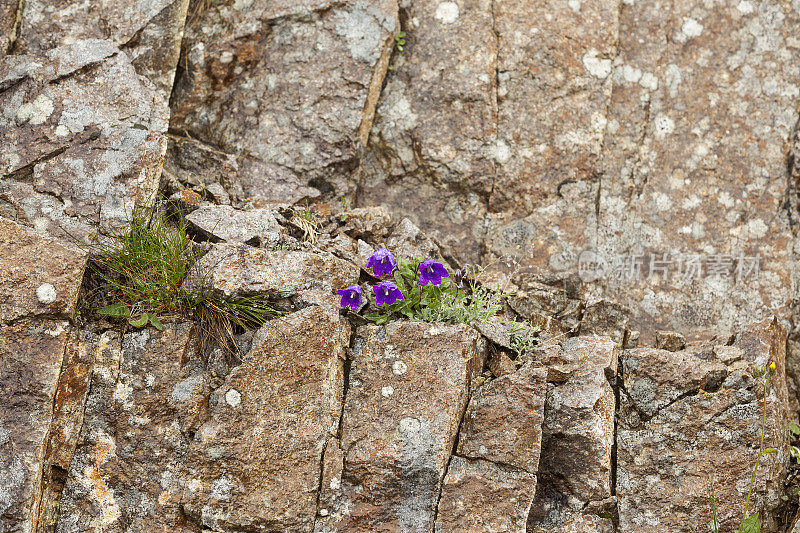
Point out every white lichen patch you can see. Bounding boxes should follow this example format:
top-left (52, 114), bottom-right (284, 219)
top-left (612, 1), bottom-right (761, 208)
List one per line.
top-left (225, 388), bottom-right (242, 407)
top-left (653, 114), bottom-right (675, 138)
top-left (399, 417), bottom-right (421, 433)
top-left (582, 50), bottom-right (612, 79)
top-left (737, 1), bottom-right (755, 15)
top-left (36, 283), bottom-right (57, 305)
top-left (679, 18), bottom-right (704, 41)
top-left (16, 94), bottom-right (55, 125)
top-left (434, 2), bottom-right (460, 24)
top-left (392, 360), bottom-right (408, 376)
top-left (381, 385), bottom-right (395, 398)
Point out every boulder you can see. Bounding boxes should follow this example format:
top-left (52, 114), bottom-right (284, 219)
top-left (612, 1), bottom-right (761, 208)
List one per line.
top-left (317, 321), bottom-right (485, 532)
top-left (528, 335), bottom-right (618, 529)
top-left (192, 244), bottom-right (359, 298)
top-left (435, 456), bottom-right (536, 533)
top-left (182, 304), bottom-right (349, 532)
top-left (0, 39), bottom-right (167, 243)
top-left (0, 320), bottom-right (71, 533)
top-left (169, 0), bottom-right (398, 203)
top-left (186, 204), bottom-right (285, 246)
top-left (15, 0), bottom-right (189, 96)
top-left (0, 217), bottom-right (86, 323)
top-left (617, 318), bottom-right (789, 532)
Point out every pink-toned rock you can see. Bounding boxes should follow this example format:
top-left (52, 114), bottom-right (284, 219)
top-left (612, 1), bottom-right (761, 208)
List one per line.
top-left (182, 304), bottom-right (349, 532)
top-left (617, 319), bottom-right (789, 532)
top-left (318, 321), bottom-right (485, 532)
top-left (0, 217), bottom-right (86, 323)
top-left (528, 335), bottom-right (618, 529)
top-left (457, 363), bottom-right (547, 474)
top-left (169, 0), bottom-right (398, 204)
top-left (435, 456), bottom-right (535, 533)
top-left (0, 320), bottom-right (70, 533)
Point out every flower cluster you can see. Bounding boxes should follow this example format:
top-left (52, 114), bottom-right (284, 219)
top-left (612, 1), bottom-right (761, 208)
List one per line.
top-left (337, 248), bottom-right (449, 312)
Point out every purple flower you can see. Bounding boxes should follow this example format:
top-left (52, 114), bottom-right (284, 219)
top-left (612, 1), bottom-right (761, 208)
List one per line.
top-left (419, 259), bottom-right (449, 287)
top-left (373, 281), bottom-right (403, 306)
top-left (366, 248), bottom-right (397, 277)
top-left (337, 285), bottom-right (363, 311)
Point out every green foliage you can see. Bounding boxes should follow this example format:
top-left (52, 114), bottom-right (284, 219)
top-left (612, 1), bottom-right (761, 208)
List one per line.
top-left (739, 514), bottom-right (761, 533)
top-left (363, 259), bottom-right (501, 326)
top-left (394, 31), bottom-right (407, 52)
top-left (86, 203), bottom-right (279, 349)
top-left (507, 320), bottom-right (539, 356)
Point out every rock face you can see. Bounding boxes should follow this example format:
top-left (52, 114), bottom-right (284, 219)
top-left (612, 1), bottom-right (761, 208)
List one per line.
top-left (0, 320), bottom-right (71, 533)
top-left (0, 218), bottom-right (86, 323)
top-left (617, 318), bottom-right (789, 532)
top-left (317, 321), bottom-right (485, 532)
top-left (55, 323), bottom-right (202, 532)
top-left (14, 0), bottom-right (189, 96)
top-left (528, 335), bottom-right (619, 530)
top-left (168, 0), bottom-right (399, 205)
top-left (0, 39), bottom-right (167, 243)
top-left (183, 304), bottom-right (349, 532)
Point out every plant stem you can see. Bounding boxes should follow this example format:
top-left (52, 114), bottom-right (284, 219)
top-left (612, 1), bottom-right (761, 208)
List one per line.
top-left (739, 373), bottom-right (770, 530)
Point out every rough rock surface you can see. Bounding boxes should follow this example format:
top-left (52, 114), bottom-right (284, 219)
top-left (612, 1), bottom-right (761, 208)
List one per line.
top-left (617, 318), bottom-right (790, 532)
top-left (193, 244), bottom-right (360, 298)
top-left (169, 0), bottom-right (399, 205)
top-left (0, 217), bottom-right (86, 323)
top-left (15, 0), bottom-right (189, 96)
top-left (435, 456), bottom-right (536, 533)
top-left (528, 335), bottom-right (619, 530)
top-left (186, 204), bottom-right (285, 246)
top-left (182, 303), bottom-right (349, 532)
top-left (457, 363), bottom-right (547, 474)
top-left (317, 321), bottom-right (485, 532)
top-left (55, 323), bottom-right (202, 532)
top-left (0, 320), bottom-right (71, 533)
top-left (0, 39), bottom-right (167, 243)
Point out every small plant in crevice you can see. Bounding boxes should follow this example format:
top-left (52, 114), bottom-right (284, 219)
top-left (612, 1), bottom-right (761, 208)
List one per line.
top-left (337, 248), bottom-right (538, 344)
top-left (708, 362), bottom-right (778, 533)
top-left (83, 202), bottom-right (280, 356)
top-left (394, 31), bottom-right (407, 52)
top-left (290, 201), bottom-right (319, 244)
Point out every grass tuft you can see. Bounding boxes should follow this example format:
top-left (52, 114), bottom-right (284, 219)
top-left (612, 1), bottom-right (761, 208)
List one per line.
top-left (84, 202), bottom-right (280, 357)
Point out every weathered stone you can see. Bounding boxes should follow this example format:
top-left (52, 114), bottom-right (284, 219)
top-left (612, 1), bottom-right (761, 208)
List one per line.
top-left (193, 244), bottom-right (359, 298)
top-left (457, 363), bottom-right (547, 474)
top-left (182, 304), bottom-right (349, 532)
top-left (318, 321), bottom-right (485, 532)
top-left (530, 513), bottom-right (614, 533)
top-left (0, 39), bottom-right (167, 243)
top-left (385, 217), bottom-right (449, 265)
top-left (359, 0), bottom-right (496, 263)
top-left (169, 0), bottom-right (398, 202)
top-left (654, 330), bottom-right (687, 351)
top-left (579, 299), bottom-right (630, 344)
top-left (528, 335), bottom-right (618, 529)
top-left (0, 0), bottom-right (16, 57)
top-left (186, 204), bottom-right (285, 246)
top-left (163, 136), bottom-right (321, 207)
top-left (0, 217), bottom-right (86, 323)
top-left (593, 0), bottom-right (800, 340)
top-left (0, 319), bottom-right (70, 533)
top-left (56, 323), bottom-right (202, 532)
top-left (435, 456), bottom-right (536, 533)
top-left (37, 330), bottom-right (121, 532)
top-left (487, 351), bottom-right (516, 377)
top-left (617, 319), bottom-right (789, 532)
top-left (16, 0), bottom-right (189, 96)
top-left (621, 345), bottom-right (727, 420)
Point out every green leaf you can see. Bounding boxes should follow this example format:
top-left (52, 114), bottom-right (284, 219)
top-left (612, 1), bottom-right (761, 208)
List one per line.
top-left (740, 514), bottom-right (760, 533)
top-left (789, 421), bottom-right (800, 436)
top-left (128, 314), bottom-right (149, 328)
top-left (363, 313), bottom-right (383, 323)
top-left (148, 314), bottom-right (164, 331)
top-left (98, 303), bottom-right (130, 317)
top-left (760, 448), bottom-right (778, 455)
top-left (708, 516), bottom-right (720, 533)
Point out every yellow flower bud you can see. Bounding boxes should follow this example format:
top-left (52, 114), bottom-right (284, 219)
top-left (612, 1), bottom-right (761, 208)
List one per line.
top-left (769, 361), bottom-right (776, 371)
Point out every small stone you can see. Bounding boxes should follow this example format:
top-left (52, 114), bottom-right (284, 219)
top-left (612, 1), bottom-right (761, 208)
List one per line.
top-left (487, 352), bottom-right (516, 377)
top-left (381, 385), bottom-right (394, 398)
top-left (654, 330), bottom-right (686, 351)
top-left (36, 283), bottom-right (57, 305)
